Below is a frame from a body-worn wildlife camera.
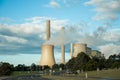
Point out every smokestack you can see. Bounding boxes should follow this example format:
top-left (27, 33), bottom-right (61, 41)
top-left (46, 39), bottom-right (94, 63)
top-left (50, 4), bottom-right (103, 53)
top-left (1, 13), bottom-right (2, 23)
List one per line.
top-left (61, 45), bottom-right (65, 64)
top-left (61, 27), bottom-right (65, 64)
top-left (46, 20), bottom-right (50, 41)
top-left (40, 20), bottom-right (55, 68)
top-left (70, 43), bottom-right (73, 58)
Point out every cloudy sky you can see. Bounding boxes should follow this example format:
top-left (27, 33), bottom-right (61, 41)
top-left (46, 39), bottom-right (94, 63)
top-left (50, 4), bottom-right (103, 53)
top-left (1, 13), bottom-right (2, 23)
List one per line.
top-left (0, 0), bottom-right (120, 66)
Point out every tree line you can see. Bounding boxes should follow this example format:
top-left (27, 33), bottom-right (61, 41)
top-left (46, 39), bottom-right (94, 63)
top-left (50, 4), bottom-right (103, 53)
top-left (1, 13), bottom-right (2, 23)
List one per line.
top-left (66, 52), bottom-right (120, 72)
top-left (0, 52), bottom-right (120, 76)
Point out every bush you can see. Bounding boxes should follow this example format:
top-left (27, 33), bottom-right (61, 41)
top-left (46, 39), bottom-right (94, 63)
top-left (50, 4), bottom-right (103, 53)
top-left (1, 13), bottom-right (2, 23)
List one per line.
top-left (0, 62), bottom-right (14, 76)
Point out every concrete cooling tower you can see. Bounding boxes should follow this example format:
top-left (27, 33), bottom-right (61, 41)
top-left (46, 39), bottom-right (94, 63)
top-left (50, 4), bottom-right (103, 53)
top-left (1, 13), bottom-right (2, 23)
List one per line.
top-left (40, 44), bottom-right (55, 67)
top-left (40, 20), bottom-right (55, 68)
top-left (73, 43), bottom-right (87, 57)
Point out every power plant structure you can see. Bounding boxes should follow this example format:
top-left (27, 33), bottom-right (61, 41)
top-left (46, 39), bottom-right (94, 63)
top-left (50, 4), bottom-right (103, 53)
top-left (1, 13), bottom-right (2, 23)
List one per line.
top-left (40, 44), bottom-right (55, 67)
top-left (61, 27), bottom-right (65, 64)
top-left (40, 20), bottom-right (55, 68)
top-left (70, 43), bottom-right (73, 58)
top-left (73, 43), bottom-right (87, 57)
top-left (71, 43), bottom-right (104, 58)
top-left (46, 20), bottom-right (50, 41)
top-left (40, 20), bottom-right (104, 68)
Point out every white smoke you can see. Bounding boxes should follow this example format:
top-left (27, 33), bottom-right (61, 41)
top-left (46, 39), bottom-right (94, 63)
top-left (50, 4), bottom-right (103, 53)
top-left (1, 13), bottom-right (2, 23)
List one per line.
top-left (45, 26), bottom-right (79, 46)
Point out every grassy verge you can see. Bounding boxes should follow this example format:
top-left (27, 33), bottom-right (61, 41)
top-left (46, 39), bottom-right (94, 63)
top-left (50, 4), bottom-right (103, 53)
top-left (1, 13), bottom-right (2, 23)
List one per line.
top-left (11, 71), bottom-right (40, 76)
top-left (85, 69), bottom-right (120, 79)
top-left (10, 69), bottom-right (120, 80)
top-left (42, 69), bottom-right (120, 80)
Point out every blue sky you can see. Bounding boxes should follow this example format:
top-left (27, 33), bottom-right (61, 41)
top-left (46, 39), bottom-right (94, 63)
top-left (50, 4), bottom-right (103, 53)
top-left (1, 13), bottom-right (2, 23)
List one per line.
top-left (0, 0), bottom-right (120, 66)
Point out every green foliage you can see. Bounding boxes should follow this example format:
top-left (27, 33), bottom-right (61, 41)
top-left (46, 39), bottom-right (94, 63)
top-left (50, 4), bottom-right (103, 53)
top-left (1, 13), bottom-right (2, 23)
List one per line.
top-left (59, 63), bottom-right (66, 70)
top-left (0, 62), bottom-right (14, 76)
top-left (85, 60), bottom-right (97, 71)
top-left (42, 65), bottom-right (50, 70)
top-left (106, 54), bottom-right (120, 69)
top-left (66, 52), bottom-right (91, 71)
top-left (31, 63), bottom-right (37, 71)
top-left (66, 57), bottom-right (76, 70)
top-left (14, 63), bottom-right (42, 71)
top-left (66, 52), bottom-right (111, 72)
top-left (111, 62), bottom-right (120, 69)
top-left (52, 64), bottom-right (59, 70)
top-left (14, 64), bottom-right (27, 71)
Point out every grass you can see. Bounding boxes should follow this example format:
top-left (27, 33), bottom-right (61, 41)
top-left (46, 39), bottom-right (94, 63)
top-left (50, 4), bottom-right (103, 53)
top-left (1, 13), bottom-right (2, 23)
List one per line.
top-left (86, 69), bottom-right (120, 79)
top-left (42, 69), bottom-right (120, 80)
top-left (10, 69), bottom-right (120, 80)
top-left (11, 71), bottom-right (40, 76)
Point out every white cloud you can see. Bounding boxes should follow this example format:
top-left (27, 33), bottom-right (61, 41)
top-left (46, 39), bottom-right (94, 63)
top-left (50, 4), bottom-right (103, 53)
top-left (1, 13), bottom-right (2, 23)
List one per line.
top-left (85, 0), bottom-right (120, 21)
top-left (62, 0), bottom-right (80, 7)
top-left (98, 44), bottom-right (120, 58)
top-left (45, 1), bottom-right (60, 8)
top-left (93, 13), bottom-right (117, 21)
top-left (50, 1), bottom-right (60, 8)
top-left (0, 16), bottom-right (69, 55)
top-left (0, 34), bottom-right (28, 44)
top-left (1, 16), bottom-right (120, 58)
top-left (51, 19), bottom-right (69, 32)
top-left (77, 25), bottom-right (120, 58)
top-left (103, 28), bottom-right (120, 42)
top-left (44, 0), bottom-right (80, 8)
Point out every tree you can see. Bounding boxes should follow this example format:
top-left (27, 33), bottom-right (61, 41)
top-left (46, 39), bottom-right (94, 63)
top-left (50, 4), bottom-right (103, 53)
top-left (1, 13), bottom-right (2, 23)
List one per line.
top-left (0, 62), bottom-right (14, 76)
top-left (111, 62), bottom-right (120, 69)
top-left (66, 52), bottom-right (91, 71)
top-left (72, 52), bottom-right (91, 71)
top-left (59, 63), bottom-right (66, 70)
top-left (66, 57), bottom-right (76, 70)
top-left (85, 60), bottom-right (97, 71)
top-left (14, 64), bottom-right (26, 71)
top-left (97, 58), bottom-right (106, 70)
top-left (31, 63), bottom-right (37, 71)
top-left (52, 64), bottom-right (59, 70)
top-left (42, 65), bottom-right (50, 70)
top-left (106, 54), bottom-right (120, 69)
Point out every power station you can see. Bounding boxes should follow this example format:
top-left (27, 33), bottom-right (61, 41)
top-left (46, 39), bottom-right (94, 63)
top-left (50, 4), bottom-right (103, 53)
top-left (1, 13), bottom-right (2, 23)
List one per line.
top-left (73, 43), bottom-right (87, 57)
top-left (40, 20), bottom-right (104, 68)
top-left (61, 27), bottom-right (65, 64)
top-left (40, 20), bottom-right (55, 68)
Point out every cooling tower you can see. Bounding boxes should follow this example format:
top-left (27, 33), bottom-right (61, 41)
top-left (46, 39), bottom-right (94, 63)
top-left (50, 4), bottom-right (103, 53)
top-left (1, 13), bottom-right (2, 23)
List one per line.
top-left (40, 44), bottom-right (55, 68)
top-left (73, 43), bottom-right (87, 57)
top-left (46, 20), bottom-right (50, 40)
top-left (40, 20), bottom-right (55, 68)
top-left (61, 27), bottom-right (65, 64)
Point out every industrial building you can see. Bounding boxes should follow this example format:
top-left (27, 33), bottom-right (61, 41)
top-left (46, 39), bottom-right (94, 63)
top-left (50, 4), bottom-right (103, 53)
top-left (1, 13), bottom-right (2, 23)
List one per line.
top-left (40, 20), bottom-right (104, 68)
top-left (40, 20), bottom-right (56, 68)
top-left (71, 43), bottom-right (103, 58)
top-left (91, 50), bottom-right (104, 58)
top-left (73, 43), bottom-right (87, 57)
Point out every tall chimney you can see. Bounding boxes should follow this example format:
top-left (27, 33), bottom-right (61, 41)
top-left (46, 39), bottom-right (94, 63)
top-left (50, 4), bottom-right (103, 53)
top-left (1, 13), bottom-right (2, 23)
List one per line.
top-left (61, 27), bottom-right (65, 64)
top-left (40, 20), bottom-right (55, 68)
top-left (70, 43), bottom-right (73, 58)
top-left (46, 20), bottom-right (50, 41)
